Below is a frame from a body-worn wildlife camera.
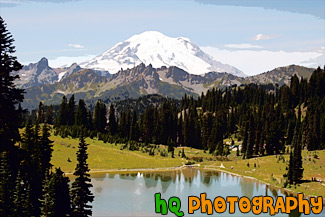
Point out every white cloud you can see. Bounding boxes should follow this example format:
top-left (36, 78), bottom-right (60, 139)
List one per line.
top-left (253, 34), bottom-right (274, 41)
top-left (48, 55), bottom-right (95, 68)
top-left (224, 43), bottom-right (263, 49)
top-left (201, 46), bottom-right (324, 76)
top-left (68, 43), bottom-right (84, 49)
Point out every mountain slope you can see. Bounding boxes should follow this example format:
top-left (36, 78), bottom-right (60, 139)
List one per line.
top-left (80, 31), bottom-right (245, 77)
top-left (244, 65), bottom-right (315, 86)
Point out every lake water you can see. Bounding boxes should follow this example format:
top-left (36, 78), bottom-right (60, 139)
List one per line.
top-left (89, 168), bottom-right (323, 217)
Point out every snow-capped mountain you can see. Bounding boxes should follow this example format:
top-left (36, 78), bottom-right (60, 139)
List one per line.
top-left (80, 31), bottom-right (246, 77)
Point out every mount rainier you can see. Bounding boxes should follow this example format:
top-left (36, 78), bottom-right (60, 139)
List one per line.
top-left (80, 31), bottom-right (246, 77)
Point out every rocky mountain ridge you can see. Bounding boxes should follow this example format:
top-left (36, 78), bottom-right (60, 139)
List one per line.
top-left (21, 63), bottom-right (316, 110)
top-left (14, 57), bottom-right (110, 89)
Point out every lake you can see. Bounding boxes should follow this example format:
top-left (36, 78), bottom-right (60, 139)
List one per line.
top-left (89, 168), bottom-right (323, 217)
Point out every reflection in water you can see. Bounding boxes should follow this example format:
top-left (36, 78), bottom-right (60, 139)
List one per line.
top-left (270, 188), bottom-right (278, 198)
top-left (240, 178), bottom-right (254, 199)
top-left (119, 173), bottom-right (137, 181)
top-left (256, 180), bottom-right (259, 193)
top-left (143, 173), bottom-right (159, 188)
top-left (92, 173), bottom-right (106, 182)
top-left (95, 186), bottom-right (103, 194)
top-left (90, 168), bottom-right (322, 217)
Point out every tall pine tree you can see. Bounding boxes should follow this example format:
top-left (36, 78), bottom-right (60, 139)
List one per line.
top-left (71, 132), bottom-right (94, 217)
top-left (0, 16), bottom-right (25, 154)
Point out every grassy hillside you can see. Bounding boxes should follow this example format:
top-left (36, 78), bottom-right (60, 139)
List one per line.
top-left (203, 150), bottom-right (325, 197)
top-left (50, 133), bottom-right (184, 173)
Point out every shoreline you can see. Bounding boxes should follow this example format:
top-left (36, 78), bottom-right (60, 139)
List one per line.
top-left (65, 164), bottom-right (324, 201)
top-left (65, 165), bottom-right (188, 175)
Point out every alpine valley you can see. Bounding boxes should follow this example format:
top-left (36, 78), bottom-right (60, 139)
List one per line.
top-left (15, 31), bottom-right (316, 110)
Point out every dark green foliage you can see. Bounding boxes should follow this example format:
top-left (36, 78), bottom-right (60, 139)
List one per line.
top-left (142, 106), bottom-right (156, 143)
top-left (129, 109), bottom-right (139, 141)
top-left (93, 100), bottom-right (107, 133)
top-left (39, 124), bottom-right (53, 175)
top-left (67, 94), bottom-right (76, 126)
top-left (181, 148), bottom-right (186, 158)
top-left (0, 16), bottom-right (24, 154)
top-left (40, 173), bottom-right (55, 217)
top-left (287, 150), bottom-right (294, 184)
top-left (45, 104), bottom-right (54, 124)
top-left (56, 96), bottom-right (69, 126)
top-left (75, 99), bottom-right (89, 128)
top-left (20, 121), bottom-right (54, 216)
top-left (0, 152), bottom-right (14, 216)
top-left (13, 171), bottom-right (32, 217)
top-left (287, 115), bottom-right (304, 184)
top-left (246, 113), bottom-right (255, 159)
top-left (71, 133), bottom-right (94, 217)
top-left (38, 101), bottom-right (45, 123)
top-left (241, 123), bottom-right (248, 158)
top-left (47, 168), bottom-right (71, 217)
top-left (167, 137), bottom-right (175, 158)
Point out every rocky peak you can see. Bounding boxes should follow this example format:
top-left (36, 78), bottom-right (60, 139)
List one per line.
top-left (36, 57), bottom-right (50, 73)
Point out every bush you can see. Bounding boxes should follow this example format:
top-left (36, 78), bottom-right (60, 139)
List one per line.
top-left (160, 149), bottom-right (168, 157)
top-left (313, 154), bottom-right (319, 159)
top-left (283, 180), bottom-right (288, 188)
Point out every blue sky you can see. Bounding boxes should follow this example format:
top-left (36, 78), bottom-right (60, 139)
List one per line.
top-left (0, 0), bottom-right (324, 75)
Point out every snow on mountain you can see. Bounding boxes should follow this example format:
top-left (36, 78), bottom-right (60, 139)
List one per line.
top-left (80, 31), bottom-right (246, 77)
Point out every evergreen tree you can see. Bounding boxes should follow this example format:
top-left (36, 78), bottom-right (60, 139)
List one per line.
top-left (13, 171), bottom-right (33, 217)
top-left (291, 115), bottom-right (304, 184)
top-left (38, 101), bottom-right (45, 123)
top-left (129, 109), bottom-right (138, 141)
top-left (0, 16), bottom-right (25, 155)
top-left (45, 104), bottom-right (54, 125)
top-left (246, 114), bottom-right (255, 159)
top-left (39, 124), bottom-right (53, 175)
top-left (167, 137), bottom-right (174, 154)
top-left (12, 171), bottom-right (26, 217)
top-left (67, 95), bottom-right (76, 126)
top-left (181, 148), bottom-right (186, 158)
top-left (177, 112), bottom-right (184, 146)
top-left (201, 112), bottom-right (214, 150)
top-left (108, 104), bottom-right (118, 136)
top-left (25, 122), bottom-right (43, 216)
top-left (40, 173), bottom-right (55, 217)
top-left (71, 132), bottom-right (94, 217)
top-left (93, 100), bottom-right (107, 133)
top-left (75, 99), bottom-right (89, 128)
top-left (142, 106), bottom-right (155, 143)
top-left (287, 150), bottom-right (294, 184)
top-left (56, 96), bottom-right (68, 126)
top-left (0, 152), bottom-right (14, 216)
top-left (241, 122), bottom-right (248, 158)
top-left (49, 168), bottom-right (71, 217)
top-left (87, 110), bottom-right (93, 131)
